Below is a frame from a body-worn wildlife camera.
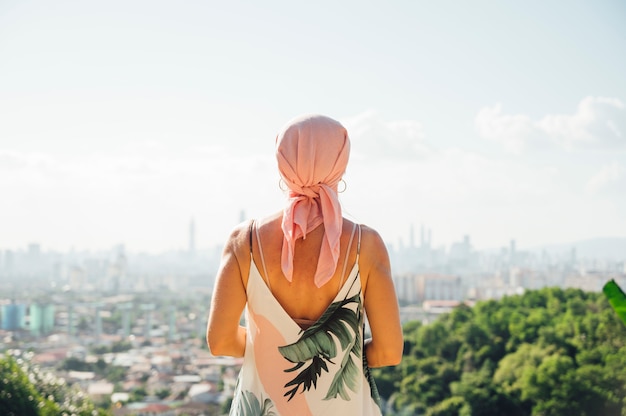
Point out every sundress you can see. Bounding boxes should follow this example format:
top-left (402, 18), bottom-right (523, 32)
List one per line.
top-left (228, 222), bottom-right (382, 416)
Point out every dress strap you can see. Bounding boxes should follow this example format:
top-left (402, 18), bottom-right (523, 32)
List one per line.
top-left (248, 220), bottom-right (254, 254)
top-left (254, 221), bottom-right (272, 290)
top-left (338, 223), bottom-right (358, 290)
top-left (356, 223), bottom-right (362, 262)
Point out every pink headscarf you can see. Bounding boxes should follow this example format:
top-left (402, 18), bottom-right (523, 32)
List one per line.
top-left (276, 114), bottom-right (350, 288)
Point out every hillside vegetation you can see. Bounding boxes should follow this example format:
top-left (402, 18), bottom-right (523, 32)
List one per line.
top-left (373, 287), bottom-right (626, 416)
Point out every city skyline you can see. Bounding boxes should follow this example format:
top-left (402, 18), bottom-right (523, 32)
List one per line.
top-left (2, 218), bottom-right (625, 264)
top-left (1, 1), bottom-right (625, 252)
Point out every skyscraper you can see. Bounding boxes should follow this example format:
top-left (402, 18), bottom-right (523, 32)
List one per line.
top-left (189, 217), bottom-right (196, 257)
top-left (29, 303), bottom-right (55, 337)
top-left (119, 303), bottom-right (132, 338)
top-left (1, 302), bottom-right (26, 331)
top-left (141, 303), bottom-right (155, 341)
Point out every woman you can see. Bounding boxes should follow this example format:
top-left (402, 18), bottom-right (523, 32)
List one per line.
top-left (207, 114), bottom-right (403, 415)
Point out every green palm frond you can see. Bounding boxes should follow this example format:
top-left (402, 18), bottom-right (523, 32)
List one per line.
top-left (324, 345), bottom-right (360, 400)
top-left (324, 313), bottom-right (363, 401)
top-left (278, 291), bottom-right (362, 401)
top-left (283, 355), bottom-right (329, 401)
top-left (603, 279), bottom-right (626, 326)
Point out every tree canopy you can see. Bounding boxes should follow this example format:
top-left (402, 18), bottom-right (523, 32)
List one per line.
top-left (373, 287), bottom-right (626, 416)
top-left (0, 353), bottom-right (107, 416)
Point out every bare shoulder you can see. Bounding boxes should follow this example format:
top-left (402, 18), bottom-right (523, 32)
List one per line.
top-left (356, 224), bottom-right (391, 287)
top-left (358, 224), bottom-right (388, 256)
top-left (223, 220), bottom-right (253, 264)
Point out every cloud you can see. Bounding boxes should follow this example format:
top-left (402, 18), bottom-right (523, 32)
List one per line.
top-left (341, 110), bottom-right (431, 161)
top-left (0, 150), bottom-right (29, 170)
top-left (0, 143), bottom-right (283, 251)
top-left (476, 97), bottom-right (626, 152)
top-left (585, 162), bottom-right (625, 194)
top-left (3, 110), bottom-right (625, 252)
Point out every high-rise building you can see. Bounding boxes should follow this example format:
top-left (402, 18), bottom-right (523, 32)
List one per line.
top-left (119, 303), bottom-right (132, 338)
top-left (141, 304), bottom-right (155, 340)
top-left (510, 239), bottom-right (517, 265)
top-left (3, 250), bottom-right (15, 276)
top-left (1, 302), bottom-right (26, 330)
top-left (189, 217), bottom-right (196, 256)
top-left (30, 303), bottom-right (55, 336)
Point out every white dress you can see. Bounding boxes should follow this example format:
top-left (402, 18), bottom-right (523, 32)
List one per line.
top-left (228, 223), bottom-right (382, 416)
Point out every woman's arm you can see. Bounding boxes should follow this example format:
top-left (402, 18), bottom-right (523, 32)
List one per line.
top-left (361, 226), bottom-right (403, 367)
top-left (206, 224), bottom-right (249, 357)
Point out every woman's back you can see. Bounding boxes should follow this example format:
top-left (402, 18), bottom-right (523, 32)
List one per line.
top-left (231, 215), bottom-right (382, 415)
top-left (248, 213), bottom-right (362, 328)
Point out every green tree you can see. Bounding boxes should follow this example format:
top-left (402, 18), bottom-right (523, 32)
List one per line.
top-left (0, 354), bottom-right (56, 416)
top-left (380, 287), bottom-right (626, 415)
top-left (155, 388), bottom-right (171, 399)
top-left (0, 354), bottom-right (109, 416)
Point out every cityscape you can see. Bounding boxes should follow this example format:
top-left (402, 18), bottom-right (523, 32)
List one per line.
top-left (1, 218), bottom-right (625, 415)
top-left (1, 0), bottom-right (624, 413)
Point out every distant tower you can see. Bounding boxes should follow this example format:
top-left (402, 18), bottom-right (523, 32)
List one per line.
top-left (141, 304), bottom-right (155, 341)
top-left (239, 210), bottom-right (246, 223)
top-left (1, 301), bottom-right (26, 330)
top-left (510, 239), bottom-right (517, 265)
top-left (27, 243), bottom-right (41, 258)
top-left (189, 217), bottom-right (196, 257)
top-left (409, 224), bottom-right (415, 249)
top-left (29, 302), bottom-right (55, 337)
top-left (3, 250), bottom-right (14, 277)
top-left (570, 247), bottom-right (577, 266)
top-left (119, 303), bottom-right (132, 338)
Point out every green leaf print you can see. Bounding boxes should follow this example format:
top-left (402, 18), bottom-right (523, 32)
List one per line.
top-left (324, 308), bottom-right (363, 401)
top-left (232, 390), bottom-right (276, 416)
top-left (278, 285), bottom-right (362, 401)
top-left (324, 346), bottom-right (360, 400)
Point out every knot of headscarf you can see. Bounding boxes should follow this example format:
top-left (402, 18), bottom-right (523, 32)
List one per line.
top-left (276, 114), bottom-right (350, 287)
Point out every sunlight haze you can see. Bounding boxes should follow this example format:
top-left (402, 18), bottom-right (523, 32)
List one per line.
top-left (1, 0), bottom-right (625, 253)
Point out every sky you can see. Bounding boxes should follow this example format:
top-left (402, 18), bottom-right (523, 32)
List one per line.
top-left (1, 0), bottom-right (625, 253)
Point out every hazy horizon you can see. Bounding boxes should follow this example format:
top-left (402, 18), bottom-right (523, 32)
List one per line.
top-left (1, 1), bottom-right (625, 253)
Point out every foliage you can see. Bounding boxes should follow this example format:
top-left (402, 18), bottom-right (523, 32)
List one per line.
top-left (155, 388), bottom-right (171, 399)
top-left (90, 341), bottom-right (133, 355)
top-left (604, 279), bottom-right (626, 326)
top-left (373, 287), bottom-right (626, 415)
top-left (129, 386), bottom-right (148, 402)
top-left (0, 353), bottom-right (109, 416)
